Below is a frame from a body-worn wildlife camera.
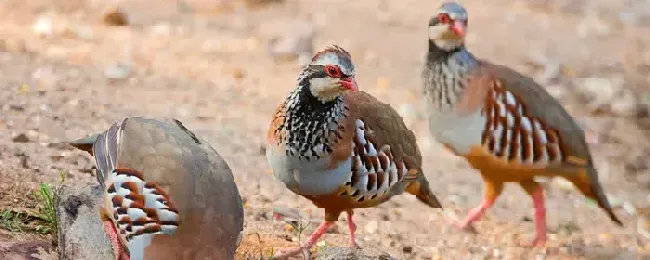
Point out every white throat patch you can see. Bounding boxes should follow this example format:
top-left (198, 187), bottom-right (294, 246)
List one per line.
top-left (429, 25), bottom-right (464, 51)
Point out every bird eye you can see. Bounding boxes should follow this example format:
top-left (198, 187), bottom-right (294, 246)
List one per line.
top-left (325, 65), bottom-right (342, 78)
top-left (437, 13), bottom-right (451, 24)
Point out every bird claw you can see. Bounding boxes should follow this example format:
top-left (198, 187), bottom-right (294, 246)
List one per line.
top-left (271, 246), bottom-right (311, 260)
top-left (516, 235), bottom-right (546, 248)
top-left (454, 221), bottom-right (478, 234)
top-left (529, 236), bottom-right (546, 248)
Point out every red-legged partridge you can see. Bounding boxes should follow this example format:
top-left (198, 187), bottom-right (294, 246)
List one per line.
top-left (421, 2), bottom-right (623, 247)
top-left (69, 117), bottom-right (244, 260)
top-left (266, 45), bottom-right (443, 259)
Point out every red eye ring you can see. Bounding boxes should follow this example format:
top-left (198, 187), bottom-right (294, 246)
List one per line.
top-left (325, 65), bottom-right (342, 78)
top-left (437, 13), bottom-right (451, 24)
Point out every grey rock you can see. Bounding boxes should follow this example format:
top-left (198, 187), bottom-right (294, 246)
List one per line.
top-left (315, 247), bottom-right (397, 260)
top-left (56, 184), bottom-right (113, 260)
top-left (574, 77), bottom-right (621, 108)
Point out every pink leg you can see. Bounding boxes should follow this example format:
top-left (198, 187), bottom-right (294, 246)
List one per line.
top-left (104, 221), bottom-right (130, 260)
top-left (456, 181), bottom-right (503, 233)
top-left (272, 221), bottom-right (334, 259)
top-left (455, 198), bottom-right (496, 231)
top-left (531, 186), bottom-right (547, 247)
top-left (346, 210), bottom-right (359, 248)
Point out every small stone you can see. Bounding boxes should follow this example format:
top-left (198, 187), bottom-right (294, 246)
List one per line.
top-left (17, 84), bottom-right (29, 94)
top-left (232, 68), bottom-right (245, 80)
top-left (103, 7), bottom-right (129, 26)
top-left (104, 63), bottom-right (131, 79)
top-left (492, 248), bottom-right (501, 257)
top-left (32, 16), bottom-right (54, 39)
top-left (623, 202), bottom-right (637, 216)
top-left (67, 25), bottom-right (94, 40)
top-left (611, 90), bottom-right (639, 117)
top-left (0, 38), bottom-right (27, 52)
top-left (364, 221), bottom-right (378, 234)
top-left (28, 130), bottom-right (47, 142)
top-left (12, 133), bottom-right (31, 143)
top-left (559, 246), bottom-right (570, 255)
top-left (262, 19), bottom-right (314, 65)
top-left (243, 0), bottom-right (285, 9)
top-left (540, 61), bottom-right (561, 83)
top-left (150, 23), bottom-right (172, 37)
top-left (575, 77), bottom-right (623, 113)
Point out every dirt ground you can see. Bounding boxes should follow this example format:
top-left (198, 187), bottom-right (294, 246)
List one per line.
top-left (0, 0), bottom-right (649, 259)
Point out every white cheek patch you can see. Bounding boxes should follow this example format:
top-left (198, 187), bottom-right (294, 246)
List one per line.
top-left (428, 25), bottom-right (447, 40)
top-left (309, 77), bottom-right (342, 102)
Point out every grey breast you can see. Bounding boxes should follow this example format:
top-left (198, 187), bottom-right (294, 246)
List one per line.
top-left (267, 148), bottom-right (353, 196)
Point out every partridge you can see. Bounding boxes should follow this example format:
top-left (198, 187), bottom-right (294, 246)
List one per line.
top-left (421, 2), bottom-right (623, 246)
top-left (266, 45), bottom-right (443, 259)
top-left (69, 117), bottom-right (244, 260)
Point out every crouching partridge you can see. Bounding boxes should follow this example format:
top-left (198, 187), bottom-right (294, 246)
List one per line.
top-left (69, 117), bottom-right (244, 260)
top-left (421, 2), bottom-right (623, 247)
top-left (266, 45), bottom-right (443, 259)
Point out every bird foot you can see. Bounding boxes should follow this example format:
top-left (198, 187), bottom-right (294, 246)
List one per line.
top-left (270, 246), bottom-right (311, 260)
top-left (529, 235), bottom-right (546, 247)
top-left (349, 241), bottom-right (360, 249)
top-left (517, 235), bottom-right (546, 248)
top-left (454, 221), bottom-right (478, 234)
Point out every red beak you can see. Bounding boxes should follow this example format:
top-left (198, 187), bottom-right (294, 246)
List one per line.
top-left (451, 20), bottom-right (466, 38)
top-left (340, 78), bottom-right (358, 91)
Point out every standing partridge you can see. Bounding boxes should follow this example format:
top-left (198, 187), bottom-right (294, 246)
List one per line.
top-left (266, 45), bottom-right (443, 259)
top-left (69, 117), bottom-right (244, 260)
top-left (421, 2), bottom-right (623, 247)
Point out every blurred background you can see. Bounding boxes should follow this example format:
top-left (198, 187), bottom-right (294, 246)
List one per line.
top-left (0, 0), bottom-right (648, 259)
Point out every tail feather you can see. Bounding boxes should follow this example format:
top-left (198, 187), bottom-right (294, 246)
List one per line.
top-left (68, 119), bottom-right (124, 189)
top-left (570, 167), bottom-right (623, 226)
top-left (68, 133), bottom-right (100, 155)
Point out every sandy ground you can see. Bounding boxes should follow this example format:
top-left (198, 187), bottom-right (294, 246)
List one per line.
top-left (0, 0), bottom-right (649, 259)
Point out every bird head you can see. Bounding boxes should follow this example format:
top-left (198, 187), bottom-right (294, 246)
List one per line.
top-left (428, 2), bottom-right (469, 51)
top-left (300, 45), bottom-right (358, 103)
